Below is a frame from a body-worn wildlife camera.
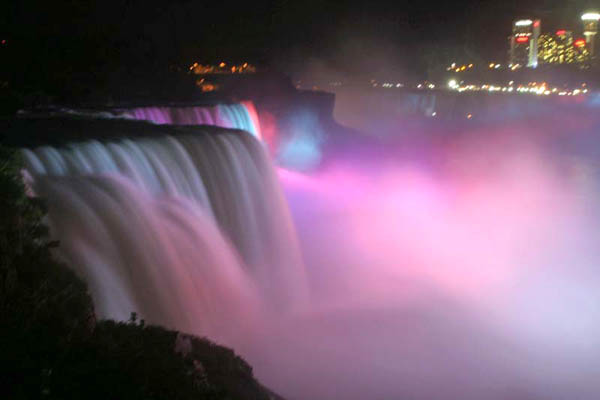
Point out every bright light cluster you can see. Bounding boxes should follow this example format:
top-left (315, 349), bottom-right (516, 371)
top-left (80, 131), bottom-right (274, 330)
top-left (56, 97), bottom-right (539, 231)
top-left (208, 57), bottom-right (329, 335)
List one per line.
top-left (537, 34), bottom-right (590, 65)
top-left (446, 63), bottom-right (474, 72)
top-left (515, 19), bottom-right (533, 26)
top-left (415, 83), bottom-right (436, 90)
top-left (446, 63), bottom-right (506, 72)
top-left (449, 52), bottom-right (590, 70)
top-left (373, 82), bottom-right (432, 90)
top-left (378, 82), bottom-right (405, 88)
top-left (581, 12), bottom-right (600, 21)
top-left (189, 62), bottom-right (256, 74)
top-left (448, 81), bottom-right (589, 96)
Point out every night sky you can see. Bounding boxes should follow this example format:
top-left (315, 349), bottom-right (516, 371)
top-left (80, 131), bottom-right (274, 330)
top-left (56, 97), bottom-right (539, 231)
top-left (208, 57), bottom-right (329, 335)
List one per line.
top-left (3, 0), bottom-right (597, 85)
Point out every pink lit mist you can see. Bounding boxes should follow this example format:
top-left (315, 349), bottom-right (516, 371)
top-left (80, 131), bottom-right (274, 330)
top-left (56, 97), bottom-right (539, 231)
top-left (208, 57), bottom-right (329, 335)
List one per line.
top-left (242, 101), bottom-right (600, 400)
top-left (22, 100), bottom-right (600, 400)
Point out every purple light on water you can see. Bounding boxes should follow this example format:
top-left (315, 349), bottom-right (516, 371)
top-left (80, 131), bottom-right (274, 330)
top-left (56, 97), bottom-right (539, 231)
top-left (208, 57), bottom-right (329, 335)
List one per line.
top-left (265, 112), bottom-right (600, 399)
top-left (20, 100), bottom-right (600, 400)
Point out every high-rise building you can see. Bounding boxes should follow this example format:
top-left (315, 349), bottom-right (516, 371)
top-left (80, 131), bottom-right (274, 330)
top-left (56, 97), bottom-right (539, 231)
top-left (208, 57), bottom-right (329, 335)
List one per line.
top-left (510, 19), bottom-right (541, 67)
top-left (574, 38), bottom-right (591, 65)
top-left (538, 30), bottom-right (578, 64)
top-left (582, 12), bottom-right (600, 57)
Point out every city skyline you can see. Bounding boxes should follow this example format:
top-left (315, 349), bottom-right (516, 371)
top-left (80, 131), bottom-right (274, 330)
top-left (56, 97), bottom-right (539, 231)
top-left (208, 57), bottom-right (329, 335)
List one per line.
top-left (4, 0), bottom-right (600, 93)
top-left (509, 11), bottom-right (598, 68)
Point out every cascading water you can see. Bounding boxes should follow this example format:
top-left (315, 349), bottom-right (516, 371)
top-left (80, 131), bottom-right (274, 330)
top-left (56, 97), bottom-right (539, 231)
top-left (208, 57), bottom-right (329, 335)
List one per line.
top-left (20, 102), bottom-right (262, 140)
top-left (15, 100), bottom-right (600, 400)
top-left (121, 102), bottom-right (262, 139)
top-left (21, 125), bottom-right (305, 344)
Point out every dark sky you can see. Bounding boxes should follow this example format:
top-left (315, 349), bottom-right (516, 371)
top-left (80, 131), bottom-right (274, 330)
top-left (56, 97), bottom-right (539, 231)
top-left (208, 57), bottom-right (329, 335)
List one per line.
top-left (3, 0), bottom-right (597, 80)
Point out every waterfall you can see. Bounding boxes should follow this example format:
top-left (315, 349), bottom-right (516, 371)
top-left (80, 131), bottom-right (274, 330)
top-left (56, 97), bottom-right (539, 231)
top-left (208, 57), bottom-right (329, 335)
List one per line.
top-left (21, 125), bottom-right (305, 342)
top-left (121, 102), bottom-right (262, 139)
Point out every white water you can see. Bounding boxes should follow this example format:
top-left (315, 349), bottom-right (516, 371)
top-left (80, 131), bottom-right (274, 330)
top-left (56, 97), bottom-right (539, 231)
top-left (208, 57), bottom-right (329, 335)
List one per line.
top-left (19, 101), bottom-right (600, 399)
top-left (22, 127), bottom-right (305, 344)
top-left (19, 103), bottom-right (261, 141)
top-left (121, 103), bottom-right (262, 139)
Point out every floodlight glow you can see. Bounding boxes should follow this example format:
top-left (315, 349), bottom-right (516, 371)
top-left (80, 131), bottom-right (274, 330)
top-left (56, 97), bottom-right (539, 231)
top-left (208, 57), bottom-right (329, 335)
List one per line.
top-left (515, 20), bottom-right (533, 26)
top-left (581, 12), bottom-right (600, 21)
top-left (448, 79), bottom-right (458, 89)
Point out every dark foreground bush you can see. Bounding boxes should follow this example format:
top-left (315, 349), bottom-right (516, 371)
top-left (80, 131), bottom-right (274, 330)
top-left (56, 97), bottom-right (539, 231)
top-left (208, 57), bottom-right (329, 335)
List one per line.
top-left (0, 146), bottom-right (279, 400)
top-left (30, 316), bottom-right (275, 400)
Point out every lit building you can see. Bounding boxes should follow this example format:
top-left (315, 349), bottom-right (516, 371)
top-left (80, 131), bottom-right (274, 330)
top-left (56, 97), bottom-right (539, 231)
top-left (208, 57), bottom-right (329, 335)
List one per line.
top-left (539, 30), bottom-right (574, 64)
top-left (510, 19), bottom-right (541, 67)
top-left (573, 38), bottom-right (591, 64)
top-left (538, 30), bottom-right (590, 66)
top-left (582, 12), bottom-right (600, 57)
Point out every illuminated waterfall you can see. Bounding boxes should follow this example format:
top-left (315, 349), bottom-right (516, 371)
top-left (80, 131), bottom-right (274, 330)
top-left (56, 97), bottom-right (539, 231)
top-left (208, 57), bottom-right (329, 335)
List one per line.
top-left (122, 102), bottom-right (262, 139)
top-left (21, 126), bottom-right (305, 342)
